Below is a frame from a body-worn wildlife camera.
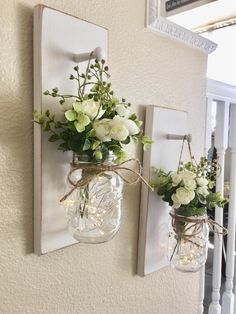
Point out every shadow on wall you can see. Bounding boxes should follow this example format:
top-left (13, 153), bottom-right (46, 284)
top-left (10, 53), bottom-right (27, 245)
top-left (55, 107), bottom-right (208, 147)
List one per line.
top-left (15, 3), bottom-right (34, 254)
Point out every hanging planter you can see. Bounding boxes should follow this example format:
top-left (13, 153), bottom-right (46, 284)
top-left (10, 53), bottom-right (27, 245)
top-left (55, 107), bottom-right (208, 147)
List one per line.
top-left (61, 152), bottom-right (123, 243)
top-left (151, 139), bottom-right (228, 272)
top-left (33, 57), bottom-right (152, 244)
top-left (168, 209), bottom-right (209, 271)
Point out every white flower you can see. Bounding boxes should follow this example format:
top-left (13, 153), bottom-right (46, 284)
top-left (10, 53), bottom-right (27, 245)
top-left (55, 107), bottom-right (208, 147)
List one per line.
top-left (65, 109), bottom-right (77, 121)
top-left (93, 119), bottom-right (112, 142)
top-left (109, 123), bottom-right (129, 141)
top-left (196, 186), bottom-right (209, 197)
top-left (93, 116), bottom-right (140, 143)
top-left (115, 104), bottom-right (131, 118)
top-left (172, 187), bottom-right (195, 206)
top-left (111, 116), bottom-right (139, 137)
top-left (181, 171), bottom-right (196, 180)
top-left (183, 179), bottom-right (196, 191)
top-left (196, 177), bottom-right (208, 187)
top-left (171, 172), bottom-right (182, 187)
top-left (73, 100), bottom-right (105, 120)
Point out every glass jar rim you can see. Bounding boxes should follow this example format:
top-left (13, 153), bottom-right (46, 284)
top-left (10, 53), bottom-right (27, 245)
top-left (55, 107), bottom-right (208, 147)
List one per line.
top-left (170, 208), bottom-right (208, 220)
top-left (72, 151), bottom-right (115, 165)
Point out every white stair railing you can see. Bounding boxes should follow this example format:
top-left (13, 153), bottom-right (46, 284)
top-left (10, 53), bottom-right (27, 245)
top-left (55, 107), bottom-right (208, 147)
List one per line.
top-left (222, 102), bottom-right (236, 314)
top-left (208, 101), bottom-right (229, 314)
top-left (198, 97), bottom-right (214, 314)
top-left (205, 79), bottom-right (236, 314)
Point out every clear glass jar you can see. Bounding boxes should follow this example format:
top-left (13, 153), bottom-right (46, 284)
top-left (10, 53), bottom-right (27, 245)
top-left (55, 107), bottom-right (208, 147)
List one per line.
top-left (168, 209), bottom-right (209, 272)
top-left (62, 152), bottom-right (123, 244)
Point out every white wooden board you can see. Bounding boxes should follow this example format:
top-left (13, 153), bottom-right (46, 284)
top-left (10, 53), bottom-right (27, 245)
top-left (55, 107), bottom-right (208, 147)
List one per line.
top-left (137, 106), bottom-right (188, 276)
top-left (33, 5), bottom-right (108, 254)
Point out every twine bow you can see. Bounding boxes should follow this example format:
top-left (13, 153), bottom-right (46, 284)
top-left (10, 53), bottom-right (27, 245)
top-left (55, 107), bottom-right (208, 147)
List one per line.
top-left (170, 211), bottom-right (228, 241)
top-left (60, 158), bottom-right (153, 203)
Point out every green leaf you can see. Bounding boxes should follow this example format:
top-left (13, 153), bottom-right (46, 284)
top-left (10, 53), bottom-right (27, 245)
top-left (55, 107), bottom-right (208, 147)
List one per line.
top-left (45, 110), bottom-right (50, 117)
top-left (33, 111), bottom-right (45, 124)
top-left (132, 136), bottom-right (139, 145)
top-left (121, 137), bottom-right (130, 145)
top-left (58, 142), bottom-right (69, 151)
top-left (94, 150), bottom-right (103, 160)
top-left (68, 137), bottom-right (81, 151)
top-left (86, 129), bottom-right (96, 138)
top-left (48, 134), bottom-right (59, 142)
top-left (83, 139), bottom-right (91, 151)
top-left (54, 121), bottom-right (62, 128)
top-left (129, 113), bottom-right (137, 121)
top-left (43, 121), bottom-right (51, 132)
top-left (60, 131), bottom-right (69, 140)
top-left (91, 140), bottom-right (100, 150)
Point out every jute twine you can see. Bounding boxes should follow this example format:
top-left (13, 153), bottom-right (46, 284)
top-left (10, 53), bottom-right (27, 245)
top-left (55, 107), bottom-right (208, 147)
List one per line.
top-left (170, 211), bottom-right (228, 244)
top-left (60, 158), bottom-right (153, 203)
top-left (171, 137), bottom-right (228, 244)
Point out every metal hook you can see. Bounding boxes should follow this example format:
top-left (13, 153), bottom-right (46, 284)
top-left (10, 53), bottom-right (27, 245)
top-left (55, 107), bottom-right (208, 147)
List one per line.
top-left (73, 47), bottom-right (105, 63)
top-left (166, 133), bottom-right (192, 143)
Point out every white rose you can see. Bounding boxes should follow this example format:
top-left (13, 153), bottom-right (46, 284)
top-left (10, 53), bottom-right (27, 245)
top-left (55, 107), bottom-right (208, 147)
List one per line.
top-left (115, 104), bottom-right (131, 118)
top-left (171, 194), bottom-right (181, 209)
top-left (172, 187), bottom-right (195, 206)
top-left (112, 116), bottom-right (139, 137)
top-left (181, 171), bottom-right (196, 180)
top-left (196, 177), bottom-right (208, 187)
top-left (183, 179), bottom-right (196, 191)
top-left (109, 123), bottom-right (129, 141)
top-left (171, 172), bottom-right (182, 187)
top-left (93, 119), bottom-right (112, 142)
top-left (73, 100), bottom-right (105, 120)
top-left (124, 119), bottom-right (140, 135)
top-left (196, 186), bottom-right (209, 197)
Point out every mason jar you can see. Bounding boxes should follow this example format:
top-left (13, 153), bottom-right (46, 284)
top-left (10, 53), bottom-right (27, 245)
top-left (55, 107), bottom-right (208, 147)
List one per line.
top-left (62, 152), bottom-right (123, 243)
top-left (168, 209), bottom-right (209, 272)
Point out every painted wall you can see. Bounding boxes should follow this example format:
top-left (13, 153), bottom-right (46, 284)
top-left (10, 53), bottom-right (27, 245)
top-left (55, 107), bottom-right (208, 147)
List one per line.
top-left (0, 0), bottom-right (207, 313)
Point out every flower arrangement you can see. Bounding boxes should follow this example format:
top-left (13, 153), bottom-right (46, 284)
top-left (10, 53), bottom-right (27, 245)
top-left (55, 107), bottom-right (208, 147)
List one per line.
top-left (33, 58), bottom-right (152, 163)
top-left (152, 156), bottom-right (228, 271)
top-left (151, 157), bottom-right (227, 217)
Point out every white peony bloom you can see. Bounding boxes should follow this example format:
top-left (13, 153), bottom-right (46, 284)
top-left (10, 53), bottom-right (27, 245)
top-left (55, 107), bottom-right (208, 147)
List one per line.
top-left (171, 172), bottom-right (182, 187)
top-left (196, 186), bottom-right (209, 197)
top-left (196, 177), bottom-right (208, 187)
top-left (172, 187), bottom-right (195, 206)
top-left (183, 179), bottom-right (196, 191)
top-left (93, 119), bottom-right (112, 142)
top-left (115, 104), bottom-right (131, 118)
top-left (73, 100), bottom-right (105, 120)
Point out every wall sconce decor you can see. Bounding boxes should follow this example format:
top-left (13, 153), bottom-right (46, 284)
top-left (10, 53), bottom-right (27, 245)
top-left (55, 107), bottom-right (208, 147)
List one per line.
top-left (33, 5), bottom-right (109, 254)
top-left (137, 106), bottom-right (227, 275)
top-left (33, 5), bottom-right (152, 254)
top-left (137, 106), bottom-right (189, 275)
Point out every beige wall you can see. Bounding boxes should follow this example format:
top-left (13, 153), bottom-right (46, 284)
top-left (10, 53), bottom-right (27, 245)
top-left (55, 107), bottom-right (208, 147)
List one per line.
top-left (0, 1), bottom-right (207, 313)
